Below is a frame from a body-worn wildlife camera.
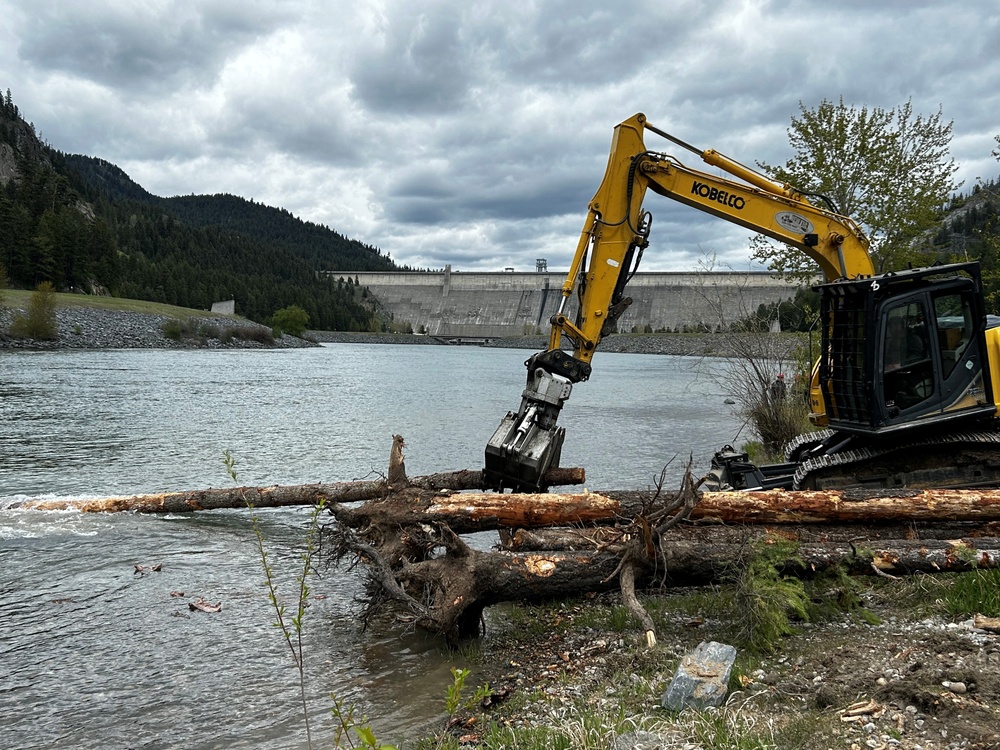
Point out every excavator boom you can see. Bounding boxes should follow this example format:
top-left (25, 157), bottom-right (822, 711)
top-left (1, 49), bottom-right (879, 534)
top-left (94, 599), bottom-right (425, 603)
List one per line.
top-left (485, 113), bottom-right (880, 492)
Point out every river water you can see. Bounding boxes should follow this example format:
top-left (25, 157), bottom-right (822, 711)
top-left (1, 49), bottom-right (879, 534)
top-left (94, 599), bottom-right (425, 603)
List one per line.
top-left (0, 344), bottom-right (739, 749)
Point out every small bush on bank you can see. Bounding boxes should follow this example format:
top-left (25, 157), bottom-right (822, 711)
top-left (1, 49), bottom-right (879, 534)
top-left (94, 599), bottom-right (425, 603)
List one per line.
top-left (160, 319), bottom-right (185, 340)
top-left (229, 325), bottom-right (275, 345)
top-left (10, 282), bottom-right (58, 340)
top-left (271, 305), bottom-right (309, 337)
top-left (160, 317), bottom-right (275, 346)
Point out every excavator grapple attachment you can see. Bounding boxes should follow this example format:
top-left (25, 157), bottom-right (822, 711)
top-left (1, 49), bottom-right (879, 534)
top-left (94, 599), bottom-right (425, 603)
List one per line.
top-left (483, 365), bottom-right (573, 492)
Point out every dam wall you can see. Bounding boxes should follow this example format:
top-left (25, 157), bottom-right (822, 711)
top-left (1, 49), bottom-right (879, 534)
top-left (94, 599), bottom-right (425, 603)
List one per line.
top-left (344, 269), bottom-right (807, 337)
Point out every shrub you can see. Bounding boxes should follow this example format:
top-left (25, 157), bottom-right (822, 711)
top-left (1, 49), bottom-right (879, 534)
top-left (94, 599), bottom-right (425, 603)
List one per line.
top-left (10, 281), bottom-right (58, 340)
top-left (225, 325), bottom-right (274, 345)
top-left (730, 537), bottom-right (809, 653)
top-left (161, 319), bottom-right (184, 340)
top-left (271, 305), bottom-right (309, 337)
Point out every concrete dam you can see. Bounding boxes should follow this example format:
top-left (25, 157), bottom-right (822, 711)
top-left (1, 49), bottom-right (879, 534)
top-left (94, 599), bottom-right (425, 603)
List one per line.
top-left (349, 268), bottom-right (806, 338)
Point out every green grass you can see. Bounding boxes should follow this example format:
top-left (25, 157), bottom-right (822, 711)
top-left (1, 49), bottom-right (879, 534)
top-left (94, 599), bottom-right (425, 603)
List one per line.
top-left (3, 289), bottom-right (240, 320)
top-left (944, 568), bottom-right (1000, 617)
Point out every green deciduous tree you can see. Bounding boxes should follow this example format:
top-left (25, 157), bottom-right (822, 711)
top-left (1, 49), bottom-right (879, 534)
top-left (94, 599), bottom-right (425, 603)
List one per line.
top-left (754, 98), bottom-right (960, 276)
top-left (271, 304), bottom-right (309, 337)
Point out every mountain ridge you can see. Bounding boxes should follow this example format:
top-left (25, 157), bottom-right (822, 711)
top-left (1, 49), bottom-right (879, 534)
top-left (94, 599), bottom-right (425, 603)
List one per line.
top-left (1, 88), bottom-right (398, 331)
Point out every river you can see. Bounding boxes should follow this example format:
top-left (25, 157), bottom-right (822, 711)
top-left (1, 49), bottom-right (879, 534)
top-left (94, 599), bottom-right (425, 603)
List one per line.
top-left (0, 344), bottom-right (739, 749)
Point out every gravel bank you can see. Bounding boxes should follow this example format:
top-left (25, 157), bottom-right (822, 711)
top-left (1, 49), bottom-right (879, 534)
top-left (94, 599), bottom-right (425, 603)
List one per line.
top-left (469, 584), bottom-right (1000, 750)
top-left (0, 305), bottom-right (802, 357)
top-left (0, 305), bottom-right (316, 350)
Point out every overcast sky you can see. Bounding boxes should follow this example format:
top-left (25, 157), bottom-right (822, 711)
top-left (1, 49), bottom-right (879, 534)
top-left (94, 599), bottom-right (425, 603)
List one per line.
top-left (2, 0), bottom-right (998, 272)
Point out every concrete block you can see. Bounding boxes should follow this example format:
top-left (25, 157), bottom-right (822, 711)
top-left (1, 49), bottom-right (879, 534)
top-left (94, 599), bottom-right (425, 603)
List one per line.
top-left (661, 640), bottom-right (737, 711)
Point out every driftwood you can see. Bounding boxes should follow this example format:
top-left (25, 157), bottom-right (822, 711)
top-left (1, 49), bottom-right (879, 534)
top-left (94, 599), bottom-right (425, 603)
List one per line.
top-left (323, 439), bottom-right (1000, 641)
top-left (332, 496), bottom-right (1000, 639)
top-left (331, 487), bottom-right (1000, 533)
top-left (505, 521), bottom-right (1000, 551)
top-left (7, 467), bottom-right (586, 513)
top-left (13, 433), bottom-right (1000, 643)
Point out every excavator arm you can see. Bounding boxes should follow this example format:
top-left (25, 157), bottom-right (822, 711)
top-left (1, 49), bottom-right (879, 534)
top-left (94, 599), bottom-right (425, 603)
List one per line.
top-left (484, 113), bottom-right (874, 492)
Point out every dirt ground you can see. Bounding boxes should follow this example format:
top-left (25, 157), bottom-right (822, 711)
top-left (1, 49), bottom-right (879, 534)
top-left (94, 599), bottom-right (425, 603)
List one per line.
top-left (469, 577), bottom-right (1000, 749)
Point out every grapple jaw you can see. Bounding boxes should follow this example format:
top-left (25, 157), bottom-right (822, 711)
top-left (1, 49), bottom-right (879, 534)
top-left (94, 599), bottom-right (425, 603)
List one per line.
top-left (483, 356), bottom-right (579, 493)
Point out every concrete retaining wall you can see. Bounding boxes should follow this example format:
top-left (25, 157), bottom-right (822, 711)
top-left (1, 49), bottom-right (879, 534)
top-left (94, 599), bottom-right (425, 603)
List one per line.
top-left (345, 269), bottom-right (806, 337)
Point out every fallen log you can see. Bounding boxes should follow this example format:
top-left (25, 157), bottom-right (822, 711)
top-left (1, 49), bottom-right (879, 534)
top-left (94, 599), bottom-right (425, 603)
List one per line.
top-left (6, 467), bottom-right (586, 514)
top-left (330, 486), bottom-right (1000, 534)
top-left (335, 525), bottom-right (1000, 638)
top-left (505, 534), bottom-right (1000, 584)
top-left (693, 487), bottom-right (1000, 524)
top-left (328, 446), bottom-right (1000, 641)
top-left (506, 521), bottom-right (1000, 552)
top-left (330, 488), bottom-right (635, 534)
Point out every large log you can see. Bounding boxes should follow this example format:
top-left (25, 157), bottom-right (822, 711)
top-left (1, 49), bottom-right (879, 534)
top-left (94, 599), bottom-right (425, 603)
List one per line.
top-left (332, 476), bottom-right (1000, 639)
top-left (7, 467), bottom-right (586, 514)
top-left (694, 487), bottom-right (1000, 524)
top-left (330, 488), bottom-right (636, 533)
top-left (17, 476), bottom-right (999, 525)
top-left (506, 521), bottom-right (1000, 552)
top-left (330, 487), bottom-right (1000, 534)
top-left (343, 532), bottom-right (1000, 637)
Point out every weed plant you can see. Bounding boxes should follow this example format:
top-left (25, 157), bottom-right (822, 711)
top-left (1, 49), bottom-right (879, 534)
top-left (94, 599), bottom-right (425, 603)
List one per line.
top-left (227, 451), bottom-right (492, 749)
top-left (224, 451), bottom-right (334, 749)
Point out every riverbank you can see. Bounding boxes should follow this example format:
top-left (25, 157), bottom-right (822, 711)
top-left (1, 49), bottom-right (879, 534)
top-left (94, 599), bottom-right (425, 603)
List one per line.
top-left (0, 303), bottom-right (315, 350)
top-left (455, 575), bottom-right (1000, 750)
top-left (1, 295), bottom-right (807, 356)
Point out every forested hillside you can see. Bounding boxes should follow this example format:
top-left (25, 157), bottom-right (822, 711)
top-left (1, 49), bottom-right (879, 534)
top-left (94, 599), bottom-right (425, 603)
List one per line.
top-left (931, 179), bottom-right (1000, 310)
top-left (0, 89), bottom-right (397, 331)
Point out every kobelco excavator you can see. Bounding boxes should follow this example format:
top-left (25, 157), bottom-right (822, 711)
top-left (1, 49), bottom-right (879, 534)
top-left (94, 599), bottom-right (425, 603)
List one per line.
top-left (484, 113), bottom-right (1000, 493)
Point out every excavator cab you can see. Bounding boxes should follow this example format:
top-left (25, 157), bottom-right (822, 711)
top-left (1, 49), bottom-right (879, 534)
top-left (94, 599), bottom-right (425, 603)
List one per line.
top-left (707, 261), bottom-right (998, 492)
top-left (819, 261), bottom-right (995, 435)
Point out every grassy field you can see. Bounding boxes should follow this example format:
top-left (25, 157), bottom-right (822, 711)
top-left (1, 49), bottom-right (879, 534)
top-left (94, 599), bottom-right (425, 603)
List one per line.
top-left (2, 289), bottom-right (237, 319)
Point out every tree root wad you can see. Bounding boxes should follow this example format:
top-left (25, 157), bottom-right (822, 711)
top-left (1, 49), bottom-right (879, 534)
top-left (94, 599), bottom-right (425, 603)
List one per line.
top-left (324, 437), bottom-right (1000, 644)
top-left (325, 439), bottom-right (702, 643)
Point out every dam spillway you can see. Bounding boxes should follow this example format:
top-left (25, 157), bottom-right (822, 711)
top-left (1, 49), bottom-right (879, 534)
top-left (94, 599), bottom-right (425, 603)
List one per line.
top-left (343, 269), bottom-right (806, 337)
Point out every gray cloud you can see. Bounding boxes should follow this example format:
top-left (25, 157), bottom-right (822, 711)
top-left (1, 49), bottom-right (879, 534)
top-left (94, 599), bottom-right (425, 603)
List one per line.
top-left (2, 0), bottom-right (999, 272)
top-left (18, 1), bottom-right (287, 93)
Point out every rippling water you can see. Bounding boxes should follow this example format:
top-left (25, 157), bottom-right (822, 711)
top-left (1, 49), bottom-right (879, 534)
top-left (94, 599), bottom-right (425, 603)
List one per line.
top-left (0, 344), bottom-right (738, 748)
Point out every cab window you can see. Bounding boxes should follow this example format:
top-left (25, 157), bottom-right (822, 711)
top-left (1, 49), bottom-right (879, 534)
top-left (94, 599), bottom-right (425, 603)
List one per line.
top-left (882, 301), bottom-right (933, 410)
top-left (933, 292), bottom-right (973, 379)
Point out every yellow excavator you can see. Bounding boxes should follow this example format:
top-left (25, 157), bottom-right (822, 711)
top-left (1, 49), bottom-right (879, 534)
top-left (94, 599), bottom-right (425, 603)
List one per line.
top-left (484, 113), bottom-right (1000, 492)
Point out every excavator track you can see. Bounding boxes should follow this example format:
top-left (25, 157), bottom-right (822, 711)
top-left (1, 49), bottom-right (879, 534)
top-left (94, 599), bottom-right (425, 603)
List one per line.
top-left (783, 428), bottom-right (835, 463)
top-left (792, 429), bottom-right (1000, 490)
